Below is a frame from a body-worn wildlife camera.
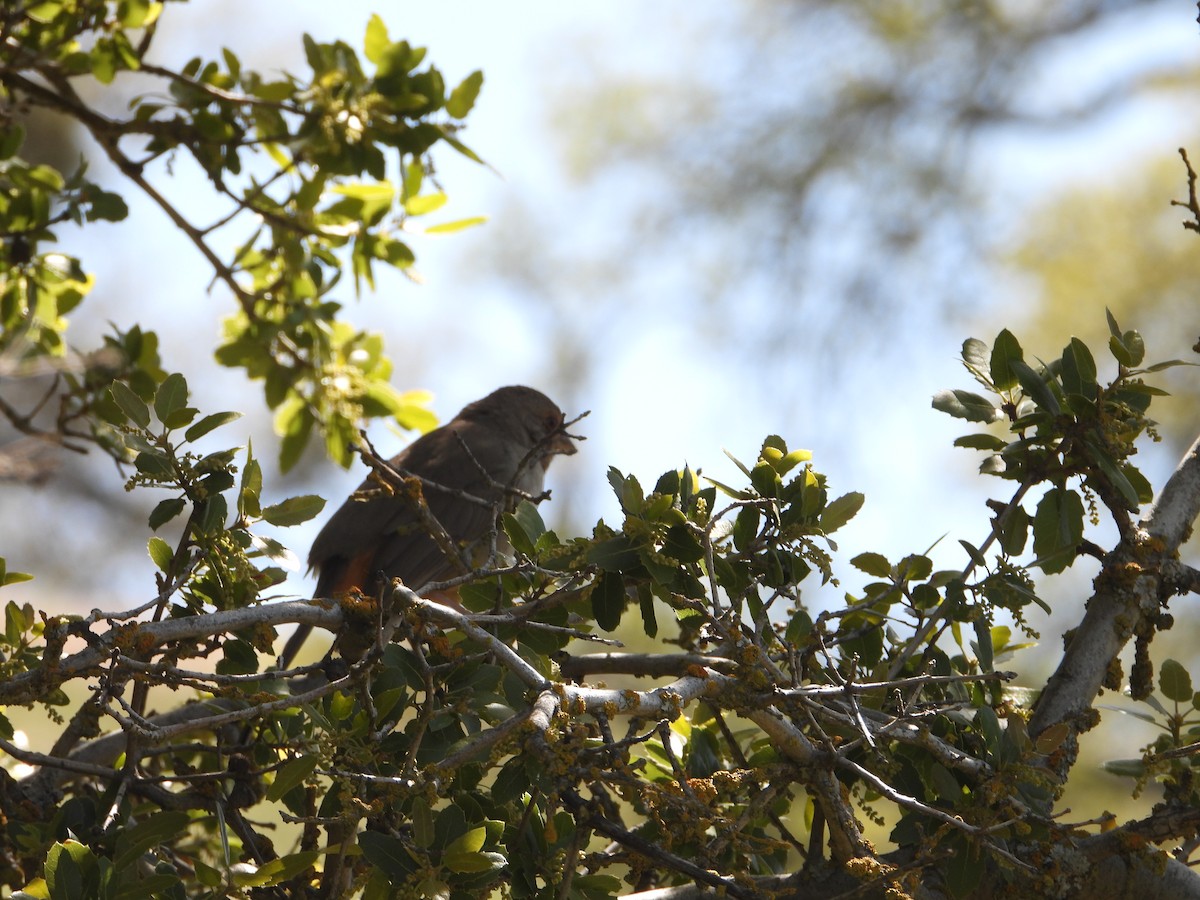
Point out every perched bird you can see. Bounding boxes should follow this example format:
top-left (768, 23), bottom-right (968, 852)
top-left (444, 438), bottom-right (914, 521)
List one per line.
top-left (278, 385), bottom-right (577, 668)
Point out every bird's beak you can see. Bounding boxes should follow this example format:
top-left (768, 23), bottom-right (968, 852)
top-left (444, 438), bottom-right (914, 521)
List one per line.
top-left (548, 431), bottom-right (578, 457)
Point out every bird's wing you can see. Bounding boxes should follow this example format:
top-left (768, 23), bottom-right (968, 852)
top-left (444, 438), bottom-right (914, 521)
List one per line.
top-left (309, 421), bottom-right (524, 596)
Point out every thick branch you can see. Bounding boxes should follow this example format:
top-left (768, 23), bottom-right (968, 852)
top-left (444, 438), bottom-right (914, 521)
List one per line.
top-left (1030, 435), bottom-right (1200, 740)
top-left (0, 599), bottom-right (341, 704)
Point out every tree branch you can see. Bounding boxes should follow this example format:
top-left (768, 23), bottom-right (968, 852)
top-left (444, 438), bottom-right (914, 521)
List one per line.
top-left (0, 599), bottom-right (341, 704)
top-left (1030, 435), bottom-right (1200, 741)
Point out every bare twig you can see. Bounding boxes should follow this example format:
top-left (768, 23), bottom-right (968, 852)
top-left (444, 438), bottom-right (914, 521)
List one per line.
top-left (1172, 147), bottom-right (1200, 234)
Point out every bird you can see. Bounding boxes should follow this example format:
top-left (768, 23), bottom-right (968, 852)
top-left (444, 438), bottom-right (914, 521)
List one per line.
top-left (277, 385), bottom-right (578, 669)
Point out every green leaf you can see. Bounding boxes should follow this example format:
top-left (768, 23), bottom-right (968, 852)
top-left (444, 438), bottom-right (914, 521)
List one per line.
top-left (154, 372), bottom-right (188, 423)
top-left (1085, 443), bottom-right (1140, 511)
top-left (732, 506), bottom-right (760, 552)
top-left (1060, 338), bottom-right (1097, 397)
top-left (147, 536), bottom-right (173, 572)
top-left (639, 583), bottom-right (658, 638)
top-left (1121, 330), bottom-right (1145, 367)
top-left (491, 760), bottom-right (529, 806)
top-left (46, 840), bottom-right (98, 900)
top-left (958, 540), bottom-right (987, 567)
top-left (275, 399), bottom-right (314, 473)
top-left (363, 13), bottom-right (390, 64)
top-left (265, 756), bottom-right (319, 802)
top-left (25, 3), bottom-right (62, 24)
top-left (446, 70), bottom-right (484, 118)
top-left (1138, 359), bottom-right (1196, 373)
top-left (261, 495), bottom-right (326, 527)
top-left (135, 449), bottom-right (174, 479)
top-left (911, 583), bottom-right (940, 609)
top-left (114, 811), bottom-right (191, 870)
top-left (402, 160), bottom-right (424, 200)
top-left (587, 536), bottom-right (640, 572)
top-left (440, 129), bottom-right (485, 164)
top-left (850, 552), bottom-right (891, 578)
top-left (84, 187), bottom-right (129, 222)
top-left (608, 468), bottom-right (644, 512)
top-left (185, 411), bottom-right (241, 443)
top-left (1109, 334), bottom-right (1134, 367)
top-left (194, 860), bottom-right (222, 887)
top-left (403, 192), bottom-right (447, 216)
top-left (329, 180), bottom-right (395, 224)
top-left (1032, 488), bottom-right (1084, 574)
top-left (147, 496), bottom-right (184, 532)
top-left (820, 491), bottom-right (864, 533)
top-left (1160, 658), bottom-right (1194, 703)
top-left (1010, 359), bottom-right (1060, 415)
top-left (162, 406), bottom-right (198, 429)
top-left (942, 833), bottom-right (984, 898)
top-left (723, 449), bottom-right (754, 480)
top-left (25, 163), bottom-right (64, 192)
top-left (974, 618), bottom-right (994, 672)
top-left (0, 558), bottom-right (33, 587)
top-left (1105, 308), bottom-right (1122, 338)
top-left (247, 852), bottom-right (322, 886)
top-left (926, 762), bottom-right (963, 805)
top-left (412, 795), bottom-right (435, 848)
top-left (573, 875), bottom-right (625, 897)
top-left (503, 501), bottom-right (546, 556)
top-left (931, 389), bottom-right (998, 423)
top-left (953, 433), bottom-right (1007, 451)
top-left (662, 524), bottom-right (704, 563)
top-left (116, 0), bottom-right (158, 28)
top-left (785, 607), bottom-right (813, 643)
top-left (110, 381), bottom-right (150, 428)
top-left (355, 830), bottom-right (412, 883)
top-left (197, 494), bottom-right (228, 534)
top-left (445, 826), bottom-right (486, 856)
top-left (591, 571), bottom-right (626, 632)
top-left (217, 638), bottom-right (258, 676)
top-left (896, 554), bottom-right (932, 582)
top-left (989, 329), bottom-right (1023, 390)
top-left (1108, 329), bottom-right (1146, 368)
top-left (240, 452), bottom-right (263, 518)
top-left (997, 505), bottom-right (1030, 556)
top-left (5, 601), bottom-right (25, 644)
top-left (961, 337), bottom-right (989, 372)
top-left (0, 123), bottom-right (24, 160)
top-left (443, 850), bottom-right (505, 875)
top-left (1121, 464), bottom-right (1154, 505)
top-left (1103, 758), bottom-right (1148, 778)
top-left (750, 460), bottom-right (780, 497)
top-left (425, 216), bottom-right (488, 234)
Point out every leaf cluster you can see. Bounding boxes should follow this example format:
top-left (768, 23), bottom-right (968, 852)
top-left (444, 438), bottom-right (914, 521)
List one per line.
top-left (2, 5), bottom-right (480, 469)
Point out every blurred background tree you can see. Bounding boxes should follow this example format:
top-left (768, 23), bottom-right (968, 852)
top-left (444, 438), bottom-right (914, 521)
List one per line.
top-left (1015, 154), bottom-right (1200, 449)
top-left (476, 0), bottom-right (1198, 413)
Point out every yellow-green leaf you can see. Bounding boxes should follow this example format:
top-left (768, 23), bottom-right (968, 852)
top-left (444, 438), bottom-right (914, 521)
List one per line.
top-left (148, 537), bottom-right (173, 572)
top-left (425, 216), bottom-right (488, 234)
